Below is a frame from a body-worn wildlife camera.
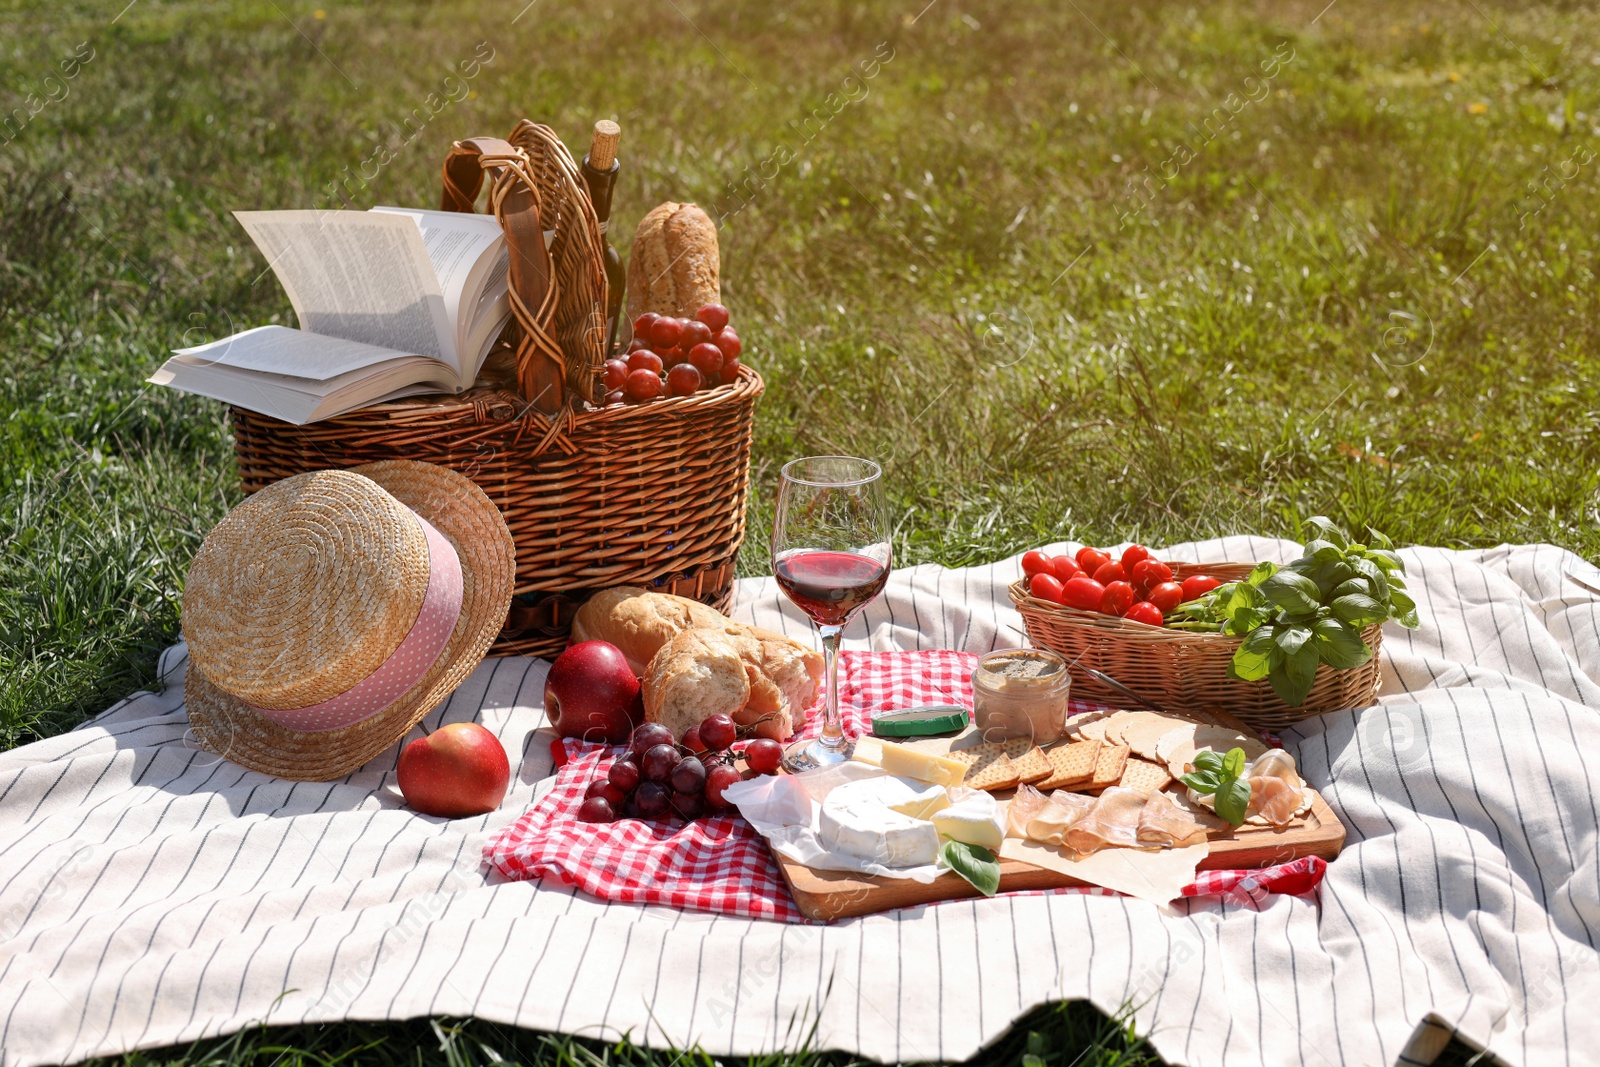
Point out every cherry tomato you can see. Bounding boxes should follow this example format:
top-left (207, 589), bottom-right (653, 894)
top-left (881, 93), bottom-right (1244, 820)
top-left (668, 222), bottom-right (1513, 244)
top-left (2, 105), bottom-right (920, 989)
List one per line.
top-left (1132, 559), bottom-right (1174, 587)
top-left (1051, 557), bottom-right (1083, 584)
top-left (1092, 561), bottom-right (1128, 586)
top-left (1123, 601), bottom-right (1165, 626)
top-left (1076, 547), bottom-right (1112, 574)
top-left (1121, 544), bottom-right (1151, 572)
top-left (1100, 580), bottom-right (1135, 616)
top-left (1181, 574), bottom-right (1222, 602)
top-left (1029, 573), bottom-right (1066, 604)
top-left (1061, 576), bottom-right (1106, 612)
top-left (1148, 581), bottom-right (1185, 614)
top-left (1021, 550), bottom-right (1054, 579)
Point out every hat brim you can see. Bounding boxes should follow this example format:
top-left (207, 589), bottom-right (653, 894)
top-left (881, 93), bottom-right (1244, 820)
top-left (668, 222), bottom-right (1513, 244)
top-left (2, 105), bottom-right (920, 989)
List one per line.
top-left (186, 460), bottom-right (515, 781)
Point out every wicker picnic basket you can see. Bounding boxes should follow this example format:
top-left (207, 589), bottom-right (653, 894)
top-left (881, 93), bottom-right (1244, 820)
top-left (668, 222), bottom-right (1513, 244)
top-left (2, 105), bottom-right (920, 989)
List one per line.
top-left (1009, 562), bottom-right (1385, 731)
top-left (230, 121), bottom-right (763, 658)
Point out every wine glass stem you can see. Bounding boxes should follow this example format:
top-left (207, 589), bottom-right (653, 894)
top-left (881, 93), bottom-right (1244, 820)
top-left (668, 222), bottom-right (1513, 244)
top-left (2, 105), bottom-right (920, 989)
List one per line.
top-left (817, 624), bottom-right (844, 750)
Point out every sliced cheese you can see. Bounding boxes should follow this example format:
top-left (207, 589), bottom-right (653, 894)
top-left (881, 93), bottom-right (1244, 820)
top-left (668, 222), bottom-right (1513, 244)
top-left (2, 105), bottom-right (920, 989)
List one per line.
top-left (853, 736), bottom-right (968, 788)
top-left (932, 791), bottom-right (1006, 851)
top-left (818, 776), bottom-right (942, 868)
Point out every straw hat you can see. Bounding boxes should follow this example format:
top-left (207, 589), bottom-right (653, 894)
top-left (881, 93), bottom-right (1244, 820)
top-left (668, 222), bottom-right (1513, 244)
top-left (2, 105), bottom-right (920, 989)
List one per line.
top-left (183, 460), bottom-right (514, 780)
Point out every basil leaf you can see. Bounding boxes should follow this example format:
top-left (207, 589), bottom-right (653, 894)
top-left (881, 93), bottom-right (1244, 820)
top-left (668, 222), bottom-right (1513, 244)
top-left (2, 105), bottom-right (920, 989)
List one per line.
top-left (1303, 516), bottom-right (1348, 550)
top-left (1331, 592), bottom-right (1386, 626)
top-left (1191, 749), bottom-right (1227, 775)
top-left (1230, 624), bottom-right (1278, 681)
top-left (1245, 561), bottom-right (1279, 587)
top-left (1333, 577), bottom-right (1372, 599)
top-left (1180, 770), bottom-right (1223, 795)
top-left (1303, 539), bottom-right (1346, 563)
top-left (1366, 548), bottom-right (1403, 573)
top-left (1350, 556), bottom-right (1390, 599)
top-left (1387, 588), bottom-right (1420, 629)
top-left (1314, 617), bottom-right (1373, 668)
top-left (1260, 571), bottom-right (1322, 615)
top-left (1213, 776), bottom-right (1254, 826)
top-left (939, 839), bottom-right (1000, 897)
top-left (1270, 641), bottom-right (1320, 706)
top-left (1274, 624), bottom-right (1312, 655)
top-left (1222, 746), bottom-right (1247, 778)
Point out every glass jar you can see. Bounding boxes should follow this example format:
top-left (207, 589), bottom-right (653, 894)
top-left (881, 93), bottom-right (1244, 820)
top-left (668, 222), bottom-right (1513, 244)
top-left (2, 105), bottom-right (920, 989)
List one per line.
top-left (971, 647), bottom-right (1072, 746)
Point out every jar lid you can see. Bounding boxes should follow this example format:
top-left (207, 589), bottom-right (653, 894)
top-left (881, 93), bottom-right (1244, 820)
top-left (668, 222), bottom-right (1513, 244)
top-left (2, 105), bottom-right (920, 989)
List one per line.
top-left (975, 647), bottom-right (1068, 688)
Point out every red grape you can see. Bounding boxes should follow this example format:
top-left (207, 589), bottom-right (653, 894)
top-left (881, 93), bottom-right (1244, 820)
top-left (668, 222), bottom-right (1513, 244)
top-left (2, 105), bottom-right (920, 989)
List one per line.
top-left (632, 312), bottom-right (659, 338)
top-left (689, 342), bottom-right (724, 375)
top-left (633, 781), bottom-right (671, 818)
top-left (667, 363), bottom-right (703, 396)
top-left (628, 338), bottom-right (648, 353)
top-left (696, 303), bottom-right (731, 332)
top-left (629, 723), bottom-right (675, 758)
top-left (625, 368), bottom-right (663, 401)
top-left (670, 755), bottom-right (707, 794)
top-left (627, 350), bottom-right (664, 375)
top-left (603, 359), bottom-right (629, 389)
top-left (705, 763), bottom-right (741, 810)
top-left (586, 780), bottom-right (626, 807)
top-left (671, 790), bottom-right (705, 820)
top-left (681, 724), bottom-right (706, 755)
top-left (700, 713), bottom-right (736, 752)
top-left (713, 327), bottom-right (741, 362)
top-left (608, 758), bottom-right (641, 792)
top-left (647, 317), bottom-right (682, 349)
top-left (642, 743), bottom-right (682, 782)
top-left (679, 320), bottom-right (714, 350)
top-left (721, 356), bottom-right (742, 380)
top-left (578, 797), bottom-right (617, 823)
top-left (744, 738), bottom-right (783, 775)
top-left (604, 389), bottom-right (625, 407)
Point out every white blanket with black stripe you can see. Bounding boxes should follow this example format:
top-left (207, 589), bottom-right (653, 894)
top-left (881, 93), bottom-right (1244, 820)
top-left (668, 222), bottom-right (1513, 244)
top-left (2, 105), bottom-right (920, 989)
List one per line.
top-left (1, 537), bottom-right (1597, 1067)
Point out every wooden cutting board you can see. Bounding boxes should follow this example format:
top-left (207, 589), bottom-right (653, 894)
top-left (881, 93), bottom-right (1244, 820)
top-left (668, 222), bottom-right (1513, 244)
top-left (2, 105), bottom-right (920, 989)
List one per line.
top-left (773, 792), bottom-right (1345, 921)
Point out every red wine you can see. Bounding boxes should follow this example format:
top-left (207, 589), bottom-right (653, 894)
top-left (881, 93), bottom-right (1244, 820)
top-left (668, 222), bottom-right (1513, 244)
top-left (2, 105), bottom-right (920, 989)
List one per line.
top-left (775, 550), bottom-right (888, 627)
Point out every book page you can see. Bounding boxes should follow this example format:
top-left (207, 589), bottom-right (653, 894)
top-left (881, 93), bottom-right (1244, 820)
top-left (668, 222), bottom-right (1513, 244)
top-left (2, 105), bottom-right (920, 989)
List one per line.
top-left (173, 324), bottom-right (421, 382)
top-left (234, 210), bottom-right (454, 363)
top-left (371, 206), bottom-right (507, 356)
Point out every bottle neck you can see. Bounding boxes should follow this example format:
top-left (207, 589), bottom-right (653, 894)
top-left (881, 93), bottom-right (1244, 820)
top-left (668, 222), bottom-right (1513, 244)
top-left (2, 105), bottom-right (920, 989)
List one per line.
top-left (581, 157), bottom-right (619, 233)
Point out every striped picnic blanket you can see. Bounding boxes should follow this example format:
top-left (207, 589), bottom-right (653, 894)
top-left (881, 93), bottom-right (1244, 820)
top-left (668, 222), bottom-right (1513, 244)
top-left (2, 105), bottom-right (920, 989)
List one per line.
top-left (0, 536), bottom-right (1596, 1067)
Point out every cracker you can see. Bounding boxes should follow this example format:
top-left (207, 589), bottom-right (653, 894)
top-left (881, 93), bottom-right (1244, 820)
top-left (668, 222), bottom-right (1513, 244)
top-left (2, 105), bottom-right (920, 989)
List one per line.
top-left (1038, 740), bottom-right (1101, 790)
top-left (1089, 744), bottom-right (1130, 789)
top-left (999, 738), bottom-right (1052, 784)
top-left (948, 745), bottom-right (1020, 791)
top-left (1118, 757), bottom-right (1173, 796)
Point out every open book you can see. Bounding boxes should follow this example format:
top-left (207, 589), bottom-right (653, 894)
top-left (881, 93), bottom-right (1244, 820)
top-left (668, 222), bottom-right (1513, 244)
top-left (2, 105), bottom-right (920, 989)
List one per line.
top-left (148, 207), bottom-right (514, 424)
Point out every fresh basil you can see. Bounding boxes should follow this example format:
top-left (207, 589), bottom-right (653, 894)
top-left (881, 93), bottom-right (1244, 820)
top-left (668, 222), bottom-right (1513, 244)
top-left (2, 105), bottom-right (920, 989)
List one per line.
top-left (1179, 746), bottom-right (1253, 827)
top-left (1177, 517), bottom-right (1420, 705)
top-left (939, 839), bottom-right (1001, 897)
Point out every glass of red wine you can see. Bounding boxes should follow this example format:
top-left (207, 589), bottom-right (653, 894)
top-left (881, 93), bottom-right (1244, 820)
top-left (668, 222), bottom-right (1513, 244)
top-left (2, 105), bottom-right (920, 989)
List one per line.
top-left (771, 456), bottom-right (891, 772)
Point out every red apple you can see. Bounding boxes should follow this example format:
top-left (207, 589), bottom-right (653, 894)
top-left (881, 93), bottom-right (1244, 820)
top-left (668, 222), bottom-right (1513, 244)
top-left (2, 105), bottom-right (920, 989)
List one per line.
top-left (397, 722), bottom-right (510, 818)
top-left (544, 640), bottom-right (643, 744)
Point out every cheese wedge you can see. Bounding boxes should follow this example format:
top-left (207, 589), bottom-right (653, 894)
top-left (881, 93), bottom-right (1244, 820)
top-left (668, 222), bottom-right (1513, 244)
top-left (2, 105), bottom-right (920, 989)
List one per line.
top-left (852, 737), bottom-right (968, 788)
top-left (888, 784), bottom-right (951, 820)
top-left (932, 792), bottom-right (1006, 851)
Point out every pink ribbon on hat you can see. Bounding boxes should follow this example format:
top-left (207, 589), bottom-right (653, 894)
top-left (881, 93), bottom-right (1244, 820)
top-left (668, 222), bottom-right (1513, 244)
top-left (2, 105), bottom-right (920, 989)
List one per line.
top-left (249, 512), bottom-right (464, 733)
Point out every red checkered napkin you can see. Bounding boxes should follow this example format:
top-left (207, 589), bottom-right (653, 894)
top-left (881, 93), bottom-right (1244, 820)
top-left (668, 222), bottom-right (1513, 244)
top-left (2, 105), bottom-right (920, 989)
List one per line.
top-left (483, 651), bottom-right (1328, 922)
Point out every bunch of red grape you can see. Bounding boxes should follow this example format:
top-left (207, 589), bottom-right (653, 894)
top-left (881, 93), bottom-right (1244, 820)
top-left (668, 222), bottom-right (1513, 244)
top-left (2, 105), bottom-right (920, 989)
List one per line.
top-left (602, 303), bottom-right (744, 405)
top-left (577, 713), bottom-right (783, 823)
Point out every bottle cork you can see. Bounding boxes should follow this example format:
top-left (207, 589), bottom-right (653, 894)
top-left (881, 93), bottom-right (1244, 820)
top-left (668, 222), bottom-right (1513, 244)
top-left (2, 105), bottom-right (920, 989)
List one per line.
top-left (588, 120), bottom-right (621, 171)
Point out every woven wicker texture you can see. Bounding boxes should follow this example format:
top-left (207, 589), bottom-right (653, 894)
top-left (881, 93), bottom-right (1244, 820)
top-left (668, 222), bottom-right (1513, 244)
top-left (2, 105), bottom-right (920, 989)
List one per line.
top-left (186, 461), bottom-right (515, 781)
top-left (230, 364), bottom-right (763, 658)
top-left (1009, 562), bottom-right (1385, 731)
top-left (183, 470), bottom-right (431, 710)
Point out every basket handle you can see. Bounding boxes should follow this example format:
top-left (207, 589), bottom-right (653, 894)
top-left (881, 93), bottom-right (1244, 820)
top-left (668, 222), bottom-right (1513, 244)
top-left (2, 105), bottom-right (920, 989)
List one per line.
top-left (440, 136), bottom-right (566, 416)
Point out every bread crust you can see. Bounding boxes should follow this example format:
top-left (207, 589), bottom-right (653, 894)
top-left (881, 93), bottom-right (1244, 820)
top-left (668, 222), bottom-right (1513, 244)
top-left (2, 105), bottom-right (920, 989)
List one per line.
top-left (570, 585), bottom-right (725, 676)
top-left (624, 201), bottom-right (721, 321)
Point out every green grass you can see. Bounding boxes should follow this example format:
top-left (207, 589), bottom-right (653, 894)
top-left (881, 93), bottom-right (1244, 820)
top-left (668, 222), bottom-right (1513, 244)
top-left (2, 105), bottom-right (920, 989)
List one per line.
top-left (1, 0), bottom-right (1592, 1063)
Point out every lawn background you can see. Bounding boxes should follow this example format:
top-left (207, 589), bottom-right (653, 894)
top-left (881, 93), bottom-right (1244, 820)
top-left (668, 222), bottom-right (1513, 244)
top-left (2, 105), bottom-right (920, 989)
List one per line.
top-left (3, 0), bottom-right (1593, 1063)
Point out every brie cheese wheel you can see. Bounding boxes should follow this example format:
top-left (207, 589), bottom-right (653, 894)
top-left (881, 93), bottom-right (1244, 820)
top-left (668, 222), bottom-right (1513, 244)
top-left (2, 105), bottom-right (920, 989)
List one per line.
top-left (818, 776), bottom-right (943, 867)
top-left (932, 791), bottom-right (1006, 851)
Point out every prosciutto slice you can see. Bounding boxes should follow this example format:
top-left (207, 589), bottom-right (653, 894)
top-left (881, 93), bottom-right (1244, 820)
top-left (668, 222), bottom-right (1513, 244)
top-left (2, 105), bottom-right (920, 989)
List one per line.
top-left (1137, 790), bottom-right (1227, 847)
top-left (1064, 787), bottom-right (1148, 853)
top-left (1022, 790), bottom-right (1097, 846)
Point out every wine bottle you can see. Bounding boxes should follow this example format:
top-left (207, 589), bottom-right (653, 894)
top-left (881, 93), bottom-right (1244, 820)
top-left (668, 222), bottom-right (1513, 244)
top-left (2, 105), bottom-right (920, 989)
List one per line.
top-left (581, 119), bottom-right (626, 355)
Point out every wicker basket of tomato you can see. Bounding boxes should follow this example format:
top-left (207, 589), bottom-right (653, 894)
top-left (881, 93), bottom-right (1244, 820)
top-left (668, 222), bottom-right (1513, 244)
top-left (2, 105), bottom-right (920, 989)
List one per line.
top-left (1008, 519), bottom-right (1415, 731)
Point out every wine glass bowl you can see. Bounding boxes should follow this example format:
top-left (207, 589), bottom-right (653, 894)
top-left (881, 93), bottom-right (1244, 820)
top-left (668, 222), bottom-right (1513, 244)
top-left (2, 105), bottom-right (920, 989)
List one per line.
top-left (770, 456), bottom-right (891, 772)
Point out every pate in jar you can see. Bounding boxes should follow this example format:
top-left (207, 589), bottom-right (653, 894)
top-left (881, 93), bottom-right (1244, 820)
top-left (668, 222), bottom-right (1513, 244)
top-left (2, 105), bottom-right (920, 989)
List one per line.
top-left (971, 648), bottom-right (1071, 745)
